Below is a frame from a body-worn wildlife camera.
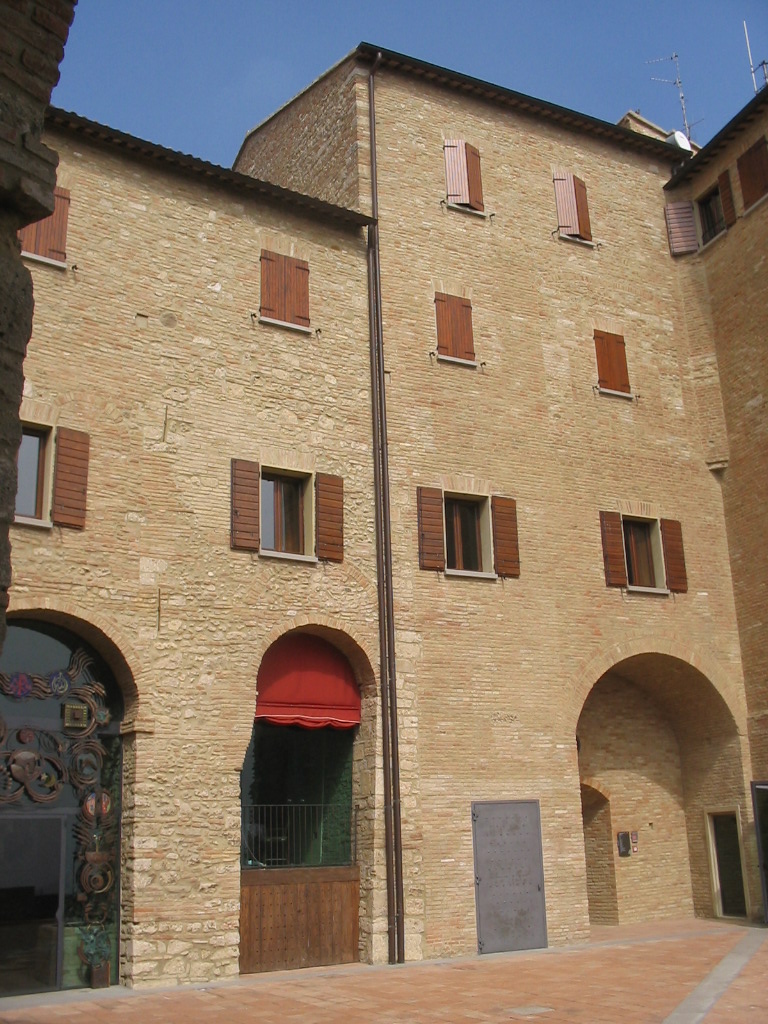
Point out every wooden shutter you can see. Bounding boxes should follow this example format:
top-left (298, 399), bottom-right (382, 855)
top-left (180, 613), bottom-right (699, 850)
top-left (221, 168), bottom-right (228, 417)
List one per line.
top-left (737, 137), bottom-right (768, 210)
top-left (718, 170), bottom-right (737, 227)
top-left (491, 496), bottom-right (520, 578)
top-left (51, 427), bottom-right (89, 529)
top-left (286, 256), bottom-right (310, 329)
top-left (660, 518), bottom-right (688, 593)
top-left (444, 140), bottom-right (470, 205)
top-left (465, 144), bottom-right (484, 212)
top-left (18, 186), bottom-right (70, 262)
top-left (553, 170), bottom-right (579, 236)
top-left (664, 201), bottom-right (698, 255)
top-left (260, 250), bottom-right (281, 321)
top-left (594, 330), bottom-right (630, 393)
top-left (315, 472), bottom-right (343, 562)
top-left (230, 458), bottom-right (260, 551)
top-left (599, 510), bottom-right (627, 587)
top-left (573, 176), bottom-right (592, 241)
top-left (417, 486), bottom-right (445, 571)
top-left (434, 293), bottom-right (474, 361)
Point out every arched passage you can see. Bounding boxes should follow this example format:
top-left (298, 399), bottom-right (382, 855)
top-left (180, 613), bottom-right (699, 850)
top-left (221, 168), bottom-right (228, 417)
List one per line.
top-left (576, 652), bottom-right (750, 927)
top-left (0, 617), bottom-right (130, 995)
top-left (580, 781), bottom-right (618, 925)
top-left (239, 628), bottom-right (375, 974)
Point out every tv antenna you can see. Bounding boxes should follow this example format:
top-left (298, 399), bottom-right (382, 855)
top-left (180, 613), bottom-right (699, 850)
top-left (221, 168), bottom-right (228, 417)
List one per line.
top-left (647, 53), bottom-right (691, 140)
top-left (744, 21), bottom-right (768, 94)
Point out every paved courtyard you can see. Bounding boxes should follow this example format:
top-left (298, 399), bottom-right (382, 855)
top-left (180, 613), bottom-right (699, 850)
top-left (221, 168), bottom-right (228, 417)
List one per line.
top-left (1, 919), bottom-right (766, 1024)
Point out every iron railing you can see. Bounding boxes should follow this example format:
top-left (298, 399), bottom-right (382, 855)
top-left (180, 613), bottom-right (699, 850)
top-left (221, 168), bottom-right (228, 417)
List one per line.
top-left (241, 803), bottom-right (356, 868)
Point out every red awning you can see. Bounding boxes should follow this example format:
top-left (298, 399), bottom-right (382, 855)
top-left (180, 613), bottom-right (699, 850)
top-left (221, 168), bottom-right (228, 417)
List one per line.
top-left (255, 633), bottom-right (360, 729)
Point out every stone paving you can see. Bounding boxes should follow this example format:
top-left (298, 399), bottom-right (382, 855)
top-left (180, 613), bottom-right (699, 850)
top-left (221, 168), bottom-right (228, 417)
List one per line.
top-left (1, 919), bottom-right (766, 1024)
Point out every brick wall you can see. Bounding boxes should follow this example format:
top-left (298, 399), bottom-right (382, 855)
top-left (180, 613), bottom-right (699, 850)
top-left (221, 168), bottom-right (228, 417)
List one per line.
top-left (238, 62), bottom-right (757, 956)
top-left (10, 128), bottom-right (386, 984)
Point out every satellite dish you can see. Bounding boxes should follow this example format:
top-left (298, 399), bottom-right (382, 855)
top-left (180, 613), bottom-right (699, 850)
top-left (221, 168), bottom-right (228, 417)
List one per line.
top-left (666, 130), bottom-right (692, 152)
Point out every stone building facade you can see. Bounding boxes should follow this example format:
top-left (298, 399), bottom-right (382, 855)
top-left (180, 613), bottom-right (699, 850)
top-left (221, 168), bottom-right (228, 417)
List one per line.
top-left (2, 43), bottom-right (767, 994)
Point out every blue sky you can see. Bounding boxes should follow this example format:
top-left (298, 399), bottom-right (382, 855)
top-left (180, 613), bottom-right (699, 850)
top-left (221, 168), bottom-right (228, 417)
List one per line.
top-left (52, 1), bottom-right (768, 168)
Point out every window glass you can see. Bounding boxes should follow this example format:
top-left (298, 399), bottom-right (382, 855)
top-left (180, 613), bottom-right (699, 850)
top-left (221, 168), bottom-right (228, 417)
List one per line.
top-left (698, 188), bottom-right (725, 245)
top-left (446, 497), bottom-right (481, 571)
top-left (623, 520), bottom-right (655, 588)
top-left (261, 474), bottom-right (305, 555)
top-left (15, 429), bottom-right (45, 518)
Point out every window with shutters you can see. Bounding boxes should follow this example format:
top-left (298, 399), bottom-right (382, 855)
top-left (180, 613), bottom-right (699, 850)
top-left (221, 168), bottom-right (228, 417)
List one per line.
top-left (599, 510), bottom-right (687, 594)
top-left (417, 486), bottom-right (520, 579)
top-left (553, 169), bottom-right (592, 242)
top-left (443, 140), bottom-right (484, 213)
top-left (737, 136), bottom-right (768, 211)
top-left (14, 424), bottom-right (89, 529)
top-left (259, 249), bottom-right (310, 332)
top-left (594, 330), bottom-right (631, 397)
top-left (18, 186), bottom-right (70, 266)
top-left (230, 459), bottom-right (343, 563)
top-left (434, 293), bottom-right (476, 364)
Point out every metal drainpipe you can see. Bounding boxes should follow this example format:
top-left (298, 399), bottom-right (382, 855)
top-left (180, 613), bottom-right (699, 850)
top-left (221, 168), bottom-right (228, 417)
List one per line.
top-left (367, 51), bottom-right (405, 965)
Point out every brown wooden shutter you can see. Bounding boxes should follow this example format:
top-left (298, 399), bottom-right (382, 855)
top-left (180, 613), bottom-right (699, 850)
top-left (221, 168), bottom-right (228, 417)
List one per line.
top-left (491, 496), bottom-right (520, 578)
top-left (664, 201), bottom-right (698, 255)
top-left (718, 171), bottom-right (737, 227)
top-left (573, 176), bottom-right (592, 241)
top-left (286, 256), bottom-right (310, 329)
top-left (465, 143), bottom-right (484, 212)
top-left (599, 510), bottom-right (627, 587)
top-left (435, 293), bottom-right (474, 360)
top-left (594, 330), bottom-right (630, 393)
top-left (737, 137), bottom-right (768, 210)
top-left (417, 486), bottom-right (445, 571)
top-left (18, 186), bottom-right (70, 262)
top-left (553, 170), bottom-right (578, 235)
top-left (230, 458), bottom-right (260, 551)
top-left (315, 472), bottom-right (343, 562)
top-left (260, 250), bottom-right (281, 321)
top-left (444, 140), bottom-right (470, 205)
top-left (660, 518), bottom-right (688, 593)
top-left (51, 427), bottom-right (89, 529)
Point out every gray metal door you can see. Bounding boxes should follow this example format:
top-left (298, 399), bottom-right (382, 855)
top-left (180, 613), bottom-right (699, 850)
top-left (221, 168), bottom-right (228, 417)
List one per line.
top-left (471, 800), bottom-right (547, 954)
top-left (752, 782), bottom-right (768, 924)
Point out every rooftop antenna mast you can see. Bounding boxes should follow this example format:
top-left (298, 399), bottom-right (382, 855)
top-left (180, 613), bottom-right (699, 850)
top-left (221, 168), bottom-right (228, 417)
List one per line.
top-left (647, 53), bottom-right (691, 140)
top-left (744, 21), bottom-right (768, 94)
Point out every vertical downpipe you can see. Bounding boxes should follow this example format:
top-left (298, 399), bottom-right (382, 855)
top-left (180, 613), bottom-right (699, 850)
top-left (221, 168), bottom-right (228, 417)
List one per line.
top-left (367, 52), bottom-right (405, 965)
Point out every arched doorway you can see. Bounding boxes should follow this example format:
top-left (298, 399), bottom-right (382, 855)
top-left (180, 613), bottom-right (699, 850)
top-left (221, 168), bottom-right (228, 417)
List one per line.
top-left (576, 653), bottom-right (749, 927)
top-left (239, 632), bottom-right (363, 973)
top-left (0, 620), bottom-right (124, 996)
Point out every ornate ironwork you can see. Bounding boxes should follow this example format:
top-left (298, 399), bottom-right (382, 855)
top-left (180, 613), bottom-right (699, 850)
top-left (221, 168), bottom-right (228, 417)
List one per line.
top-left (0, 648), bottom-right (119, 972)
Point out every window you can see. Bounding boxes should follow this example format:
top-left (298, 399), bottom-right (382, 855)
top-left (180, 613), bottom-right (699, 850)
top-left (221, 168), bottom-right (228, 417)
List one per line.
top-left (259, 249), bottom-right (310, 330)
top-left (14, 425), bottom-right (89, 528)
top-left (737, 136), bottom-right (768, 211)
top-left (230, 459), bottom-right (343, 562)
top-left (594, 330), bottom-right (630, 395)
top-left (15, 428), bottom-right (48, 520)
top-left (697, 187), bottom-right (726, 245)
top-left (417, 487), bottom-right (520, 578)
top-left (262, 473), bottom-right (305, 554)
top-left (17, 186), bottom-right (70, 265)
top-left (434, 292), bottom-right (475, 362)
top-left (443, 140), bottom-right (484, 212)
top-left (599, 511), bottom-right (687, 593)
top-left (553, 169), bottom-right (592, 241)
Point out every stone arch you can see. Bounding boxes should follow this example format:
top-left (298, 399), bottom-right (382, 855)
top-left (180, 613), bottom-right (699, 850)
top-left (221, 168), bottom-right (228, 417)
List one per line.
top-left (573, 639), bottom-right (752, 926)
top-left (238, 617), bottom-right (380, 969)
top-left (568, 633), bottom-right (746, 738)
top-left (7, 598), bottom-right (140, 722)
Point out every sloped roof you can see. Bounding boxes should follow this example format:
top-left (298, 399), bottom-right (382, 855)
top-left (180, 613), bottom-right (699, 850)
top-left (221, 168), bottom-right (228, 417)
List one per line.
top-left (45, 107), bottom-right (372, 228)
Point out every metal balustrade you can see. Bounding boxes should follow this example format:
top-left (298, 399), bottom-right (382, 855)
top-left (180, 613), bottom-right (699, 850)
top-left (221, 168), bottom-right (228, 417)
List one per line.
top-left (241, 803), bottom-right (356, 868)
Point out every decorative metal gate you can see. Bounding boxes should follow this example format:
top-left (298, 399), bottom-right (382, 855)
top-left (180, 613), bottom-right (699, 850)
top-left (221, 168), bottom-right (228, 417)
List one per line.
top-left (471, 799), bottom-right (547, 954)
top-left (0, 625), bottom-right (122, 995)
